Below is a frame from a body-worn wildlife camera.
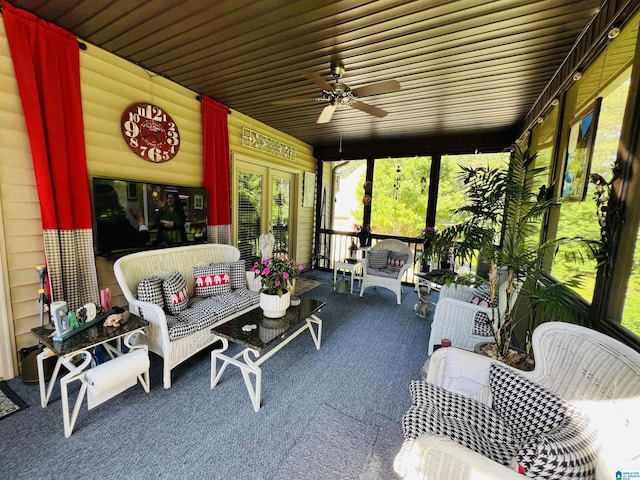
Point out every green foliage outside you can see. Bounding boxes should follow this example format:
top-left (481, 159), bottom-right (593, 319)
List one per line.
top-left (350, 157), bottom-right (432, 236)
top-left (332, 74), bottom-right (639, 340)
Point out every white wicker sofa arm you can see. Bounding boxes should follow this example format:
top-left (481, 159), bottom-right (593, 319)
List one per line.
top-left (438, 283), bottom-right (475, 302)
top-left (126, 297), bottom-right (171, 356)
top-left (427, 297), bottom-right (496, 355)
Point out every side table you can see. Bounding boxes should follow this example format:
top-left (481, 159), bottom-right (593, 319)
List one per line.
top-left (31, 311), bottom-right (150, 437)
top-left (333, 259), bottom-right (363, 294)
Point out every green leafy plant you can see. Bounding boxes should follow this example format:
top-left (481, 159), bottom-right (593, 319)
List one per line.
top-left (426, 146), bottom-right (605, 362)
top-left (251, 254), bottom-right (303, 296)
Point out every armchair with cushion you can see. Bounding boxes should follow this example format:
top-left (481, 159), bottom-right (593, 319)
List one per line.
top-left (395, 321), bottom-right (640, 480)
top-left (427, 269), bottom-right (521, 355)
top-left (359, 239), bottom-right (413, 304)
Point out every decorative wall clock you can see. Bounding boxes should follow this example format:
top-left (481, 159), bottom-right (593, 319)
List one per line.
top-left (121, 103), bottom-right (180, 163)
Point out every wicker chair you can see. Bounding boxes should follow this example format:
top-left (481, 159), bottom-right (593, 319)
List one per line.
top-left (359, 239), bottom-right (413, 304)
top-left (395, 321), bottom-right (640, 480)
top-left (427, 269), bottom-right (522, 356)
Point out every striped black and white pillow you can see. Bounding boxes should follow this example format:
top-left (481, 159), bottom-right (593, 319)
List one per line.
top-left (162, 272), bottom-right (190, 315)
top-left (368, 249), bottom-right (390, 269)
top-left (137, 276), bottom-right (165, 309)
top-left (193, 263), bottom-right (231, 297)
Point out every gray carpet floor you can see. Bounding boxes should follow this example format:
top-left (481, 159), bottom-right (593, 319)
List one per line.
top-left (2, 270), bottom-right (434, 479)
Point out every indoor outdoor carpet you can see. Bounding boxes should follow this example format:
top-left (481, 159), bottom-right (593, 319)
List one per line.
top-left (273, 402), bottom-right (378, 479)
top-left (0, 381), bottom-right (28, 420)
top-left (294, 277), bottom-right (323, 295)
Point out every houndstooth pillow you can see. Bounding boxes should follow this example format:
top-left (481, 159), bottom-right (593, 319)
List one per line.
top-left (408, 381), bottom-right (515, 446)
top-left (473, 312), bottom-right (494, 336)
top-left (401, 403), bottom-right (517, 466)
top-left (489, 363), bottom-right (567, 444)
top-left (193, 263), bottom-right (231, 297)
top-left (368, 249), bottom-right (389, 269)
top-left (162, 272), bottom-right (190, 315)
top-left (136, 276), bottom-right (165, 309)
top-left (229, 260), bottom-right (246, 289)
top-left (471, 284), bottom-right (495, 336)
top-left (515, 409), bottom-right (599, 480)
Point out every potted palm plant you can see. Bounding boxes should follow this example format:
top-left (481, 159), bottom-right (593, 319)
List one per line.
top-left (425, 146), bottom-right (604, 365)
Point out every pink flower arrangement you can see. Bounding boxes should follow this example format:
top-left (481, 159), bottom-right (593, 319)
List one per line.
top-left (251, 254), bottom-right (304, 296)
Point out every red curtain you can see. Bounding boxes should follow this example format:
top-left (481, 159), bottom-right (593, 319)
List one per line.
top-left (3, 1), bottom-right (98, 309)
top-left (202, 95), bottom-right (231, 242)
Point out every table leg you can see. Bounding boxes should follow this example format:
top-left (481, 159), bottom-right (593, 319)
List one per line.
top-left (59, 351), bottom-right (92, 438)
top-left (211, 337), bottom-right (263, 412)
top-left (307, 314), bottom-right (322, 349)
top-left (37, 348), bottom-right (62, 408)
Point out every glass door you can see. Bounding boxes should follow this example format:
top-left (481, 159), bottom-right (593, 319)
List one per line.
top-left (234, 160), bottom-right (295, 264)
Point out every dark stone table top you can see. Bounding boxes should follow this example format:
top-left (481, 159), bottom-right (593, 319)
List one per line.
top-left (31, 310), bottom-right (148, 356)
top-left (211, 297), bottom-right (325, 352)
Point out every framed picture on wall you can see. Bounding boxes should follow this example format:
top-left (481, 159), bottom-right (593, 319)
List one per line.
top-left (560, 97), bottom-right (602, 201)
top-left (194, 194), bottom-right (204, 210)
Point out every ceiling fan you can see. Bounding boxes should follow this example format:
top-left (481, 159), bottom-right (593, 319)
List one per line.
top-left (275, 62), bottom-right (401, 124)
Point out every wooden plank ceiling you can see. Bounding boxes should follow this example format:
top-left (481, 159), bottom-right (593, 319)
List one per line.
top-left (10, 0), bottom-right (603, 151)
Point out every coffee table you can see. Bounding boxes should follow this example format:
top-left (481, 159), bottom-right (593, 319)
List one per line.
top-left (210, 297), bottom-right (325, 412)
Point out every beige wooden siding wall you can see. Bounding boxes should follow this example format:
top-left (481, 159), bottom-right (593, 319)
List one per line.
top-left (0, 25), bottom-right (318, 377)
top-left (81, 42), bottom-right (203, 309)
top-left (228, 110), bottom-right (317, 266)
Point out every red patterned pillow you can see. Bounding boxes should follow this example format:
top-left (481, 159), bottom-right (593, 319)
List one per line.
top-left (193, 263), bottom-right (231, 297)
top-left (470, 284), bottom-right (493, 307)
top-left (162, 272), bottom-right (189, 315)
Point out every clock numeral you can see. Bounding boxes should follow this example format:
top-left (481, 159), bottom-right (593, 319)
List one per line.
top-left (128, 112), bottom-right (140, 123)
top-left (148, 147), bottom-right (163, 162)
top-left (167, 128), bottom-right (180, 146)
top-left (129, 137), bottom-right (139, 148)
top-left (123, 120), bottom-right (140, 138)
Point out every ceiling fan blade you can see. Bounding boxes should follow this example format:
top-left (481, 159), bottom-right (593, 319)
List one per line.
top-left (317, 104), bottom-right (337, 124)
top-left (350, 101), bottom-right (388, 118)
top-left (271, 98), bottom-right (313, 106)
top-left (305, 71), bottom-right (334, 91)
top-left (351, 79), bottom-right (400, 98)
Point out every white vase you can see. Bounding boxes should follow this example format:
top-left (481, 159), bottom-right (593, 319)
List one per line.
top-left (260, 291), bottom-right (290, 318)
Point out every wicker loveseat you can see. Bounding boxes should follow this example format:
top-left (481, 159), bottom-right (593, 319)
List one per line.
top-left (395, 321), bottom-right (640, 479)
top-left (114, 244), bottom-right (259, 388)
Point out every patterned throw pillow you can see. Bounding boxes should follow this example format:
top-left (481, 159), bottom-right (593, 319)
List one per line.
top-left (387, 251), bottom-right (409, 271)
top-left (473, 312), bottom-right (494, 336)
top-left (229, 260), bottom-right (246, 290)
top-left (489, 363), bottom-right (568, 444)
top-left (162, 272), bottom-right (190, 315)
top-left (470, 284), bottom-right (493, 307)
top-left (368, 249), bottom-right (390, 269)
top-left (470, 284), bottom-right (495, 336)
top-left (515, 411), bottom-right (599, 480)
top-left (402, 382), bottom-right (518, 466)
top-left (193, 263), bottom-right (231, 297)
top-left (136, 276), bottom-right (165, 309)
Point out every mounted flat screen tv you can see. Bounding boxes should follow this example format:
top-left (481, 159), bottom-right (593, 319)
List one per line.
top-left (92, 177), bottom-right (207, 255)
